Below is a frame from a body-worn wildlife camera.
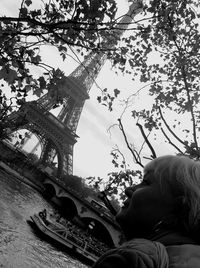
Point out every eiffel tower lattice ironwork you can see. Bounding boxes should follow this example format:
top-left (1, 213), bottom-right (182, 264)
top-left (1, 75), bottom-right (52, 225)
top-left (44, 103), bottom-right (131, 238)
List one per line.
top-left (9, 0), bottom-right (143, 179)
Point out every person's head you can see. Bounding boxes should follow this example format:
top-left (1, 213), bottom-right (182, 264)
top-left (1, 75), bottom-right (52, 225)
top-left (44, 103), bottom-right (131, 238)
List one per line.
top-left (116, 155), bottom-right (200, 240)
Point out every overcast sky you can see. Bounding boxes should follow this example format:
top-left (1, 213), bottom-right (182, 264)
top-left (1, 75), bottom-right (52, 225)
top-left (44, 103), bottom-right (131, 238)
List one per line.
top-left (1, 0), bottom-right (174, 180)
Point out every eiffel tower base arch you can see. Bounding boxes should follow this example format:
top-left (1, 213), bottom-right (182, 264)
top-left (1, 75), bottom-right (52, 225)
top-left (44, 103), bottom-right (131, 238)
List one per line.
top-left (8, 101), bottom-right (77, 180)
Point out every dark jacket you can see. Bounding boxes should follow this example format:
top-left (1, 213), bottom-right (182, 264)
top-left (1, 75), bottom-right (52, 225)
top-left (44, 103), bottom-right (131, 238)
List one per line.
top-left (92, 235), bottom-right (200, 268)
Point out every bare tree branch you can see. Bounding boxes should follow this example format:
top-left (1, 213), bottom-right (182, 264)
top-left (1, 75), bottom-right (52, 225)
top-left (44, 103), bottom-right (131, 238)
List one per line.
top-left (111, 145), bottom-right (127, 170)
top-left (158, 106), bottom-right (186, 146)
top-left (136, 123), bottom-right (157, 159)
top-left (161, 127), bottom-right (184, 155)
top-left (181, 65), bottom-right (199, 152)
top-left (169, 17), bottom-right (199, 152)
top-left (118, 118), bottom-right (144, 168)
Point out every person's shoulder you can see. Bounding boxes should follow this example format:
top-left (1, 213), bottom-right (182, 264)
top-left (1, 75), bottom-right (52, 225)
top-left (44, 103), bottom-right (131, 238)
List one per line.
top-left (92, 239), bottom-right (169, 268)
top-left (153, 231), bottom-right (198, 246)
top-left (166, 244), bottom-right (200, 268)
top-left (120, 238), bottom-right (164, 255)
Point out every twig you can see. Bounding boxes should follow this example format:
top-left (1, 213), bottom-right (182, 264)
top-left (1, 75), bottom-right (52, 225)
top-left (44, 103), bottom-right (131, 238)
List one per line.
top-left (136, 123), bottom-right (157, 159)
top-left (158, 106), bottom-right (186, 146)
top-left (118, 118), bottom-right (144, 168)
top-left (161, 127), bottom-right (184, 155)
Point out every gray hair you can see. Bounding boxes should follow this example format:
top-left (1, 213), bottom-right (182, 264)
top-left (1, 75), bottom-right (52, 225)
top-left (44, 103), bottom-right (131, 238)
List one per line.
top-left (144, 155), bottom-right (200, 232)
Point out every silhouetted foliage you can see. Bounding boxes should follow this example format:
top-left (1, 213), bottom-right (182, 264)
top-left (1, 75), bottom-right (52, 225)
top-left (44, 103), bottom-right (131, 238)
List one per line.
top-left (0, 0), bottom-right (117, 123)
top-left (91, 0), bottom-right (200, 202)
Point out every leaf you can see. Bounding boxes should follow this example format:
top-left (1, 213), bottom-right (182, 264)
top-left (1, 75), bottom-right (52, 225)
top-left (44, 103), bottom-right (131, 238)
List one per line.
top-left (97, 96), bottom-right (101, 103)
top-left (0, 67), bottom-right (18, 85)
top-left (20, 7), bottom-right (28, 17)
top-left (38, 76), bottom-right (46, 89)
top-left (25, 0), bottom-right (32, 6)
top-left (24, 85), bottom-right (32, 92)
top-left (114, 88), bottom-right (120, 97)
top-left (34, 87), bottom-right (43, 97)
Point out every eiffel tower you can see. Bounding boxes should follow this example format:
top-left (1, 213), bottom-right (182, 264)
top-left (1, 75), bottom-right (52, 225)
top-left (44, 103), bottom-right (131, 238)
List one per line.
top-left (9, 0), bottom-right (143, 179)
